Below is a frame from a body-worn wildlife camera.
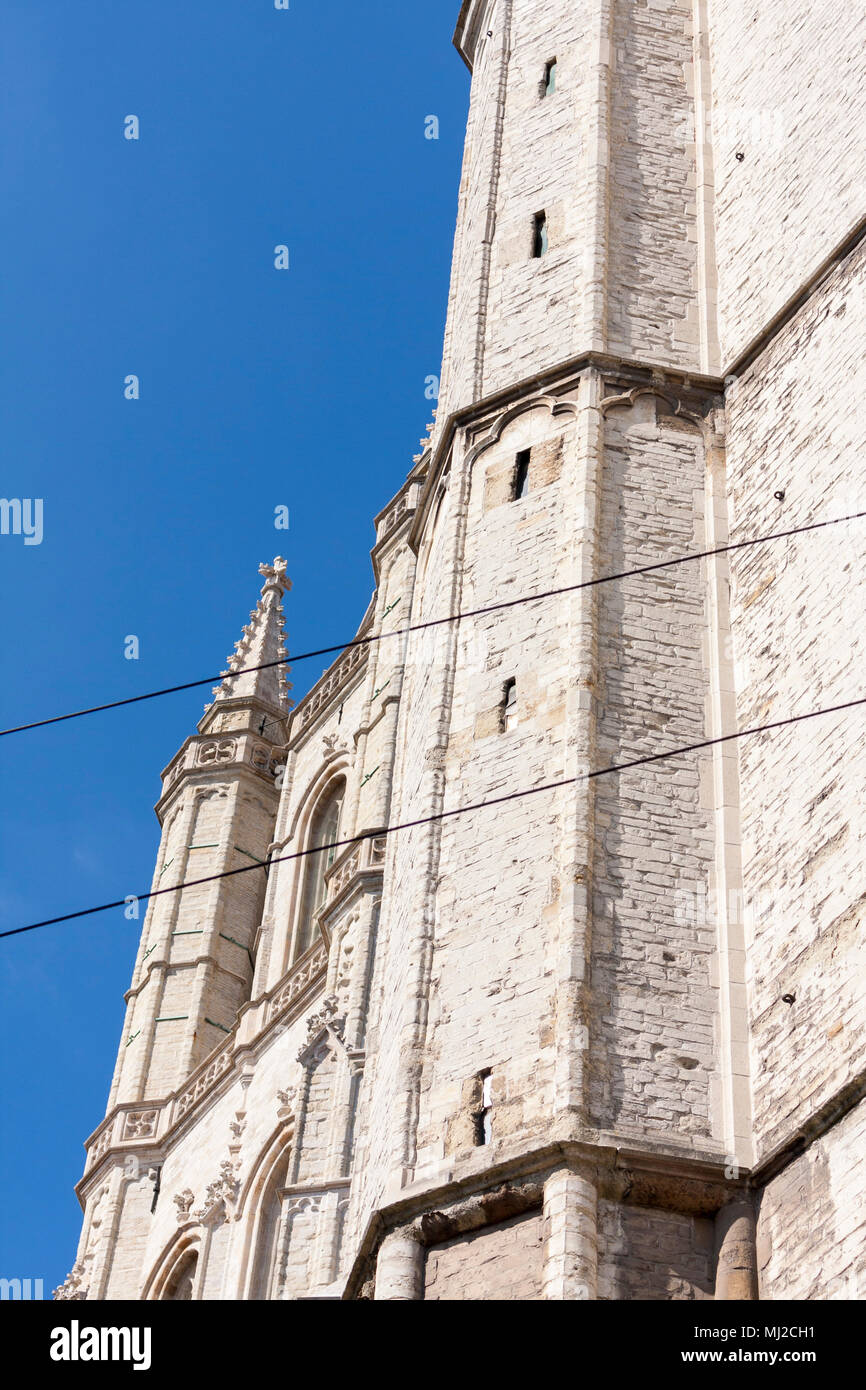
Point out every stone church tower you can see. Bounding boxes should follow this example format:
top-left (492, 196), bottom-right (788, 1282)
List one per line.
top-left (59, 0), bottom-right (864, 1300)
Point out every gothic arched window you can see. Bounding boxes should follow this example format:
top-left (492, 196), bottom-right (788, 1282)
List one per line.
top-left (162, 1250), bottom-right (198, 1301)
top-left (293, 779), bottom-right (345, 962)
top-left (250, 1146), bottom-right (292, 1300)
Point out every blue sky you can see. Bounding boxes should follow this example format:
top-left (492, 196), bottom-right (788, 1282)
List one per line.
top-left (0, 0), bottom-right (468, 1295)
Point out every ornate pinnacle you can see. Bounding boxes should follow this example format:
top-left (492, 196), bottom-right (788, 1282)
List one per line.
top-left (259, 556), bottom-right (291, 594)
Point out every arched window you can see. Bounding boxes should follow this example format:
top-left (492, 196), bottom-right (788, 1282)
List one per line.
top-left (294, 779), bottom-right (345, 961)
top-left (250, 1147), bottom-right (292, 1300)
top-left (162, 1250), bottom-right (198, 1301)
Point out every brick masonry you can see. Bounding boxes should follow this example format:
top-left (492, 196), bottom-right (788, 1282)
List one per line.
top-left (423, 1211), bottom-right (545, 1300)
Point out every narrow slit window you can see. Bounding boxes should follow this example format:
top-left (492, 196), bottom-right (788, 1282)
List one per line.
top-left (543, 59), bottom-right (557, 96)
top-left (501, 678), bottom-right (518, 732)
top-left (473, 1070), bottom-right (494, 1146)
top-left (532, 211), bottom-right (548, 258)
top-left (513, 449), bottom-right (531, 499)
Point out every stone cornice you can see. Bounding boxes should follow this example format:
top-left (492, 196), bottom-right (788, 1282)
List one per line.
top-left (409, 351), bottom-right (727, 553)
top-left (344, 1130), bottom-right (749, 1299)
top-left (453, 0), bottom-right (495, 71)
top-left (124, 952), bottom-right (251, 1006)
top-left (157, 726), bottom-right (284, 820)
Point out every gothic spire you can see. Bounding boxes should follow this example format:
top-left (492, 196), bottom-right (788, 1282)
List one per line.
top-left (206, 557), bottom-right (292, 716)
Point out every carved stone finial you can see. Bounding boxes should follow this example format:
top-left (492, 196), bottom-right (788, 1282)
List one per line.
top-left (322, 732), bottom-right (350, 759)
top-left (277, 1086), bottom-right (297, 1117)
top-left (193, 1160), bottom-right (241, 1225)
top-left (259, 556), bottom-right (291, 594)
top-left (174, 1189), bottom-right (195, 1224)
top-left (297, 995), bottom-right (346, 1061)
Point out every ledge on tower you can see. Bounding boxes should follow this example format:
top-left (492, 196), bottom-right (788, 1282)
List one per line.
top-left (453, 0), bottom-right (493, 71)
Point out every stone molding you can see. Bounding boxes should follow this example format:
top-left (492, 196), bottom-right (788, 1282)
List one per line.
top-left (291, 642), bottom-right (368, 741)
top-left (345, 1138), bottom-right (749, 1300)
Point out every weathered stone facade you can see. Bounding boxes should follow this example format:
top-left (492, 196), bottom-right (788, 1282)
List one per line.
top-left (60, 0), bottom-right (865, 1302)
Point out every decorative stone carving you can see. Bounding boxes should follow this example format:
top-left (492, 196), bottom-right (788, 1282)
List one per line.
top-left (276, 1086), bottom-right (297, 1120)
top-left (88, 1121), bottom-right (113, 1169)
top-left (228, 1111), bottom-right (247, 1158)
top-left (198, 738), bottom-right (237, 766)
top-left (259, 556), bottom-right (289, 589)
top-left (268, 939), bottom-right (328, 1025)
top-left (175, 1043), bottom-right (234, 1119)
top-left (250, 743), bottom-right (282, 777)
top-left (297, 995), bottom-right (346, 1062)
top-left (194, 1160), bottom-right (241, 1225)
top-left (122, 1109), bottom-right (159, 1141)
top-left (323, 834), bottom-right (387, 906)
top-left (307, 995), bottom-right (343, 1041)
top-left (165, 754), bottom-right (186, 789)
top-left (298, 643), bottom-right (366, 730)
top-left (53, 1262), bottom-right (88, 1301)
top-left (326, 848), bottom-right (361, 901)
top-left (379, 493), bottom-right (410, 541)
top-left (174, 1190), bottom-right (195, 1225)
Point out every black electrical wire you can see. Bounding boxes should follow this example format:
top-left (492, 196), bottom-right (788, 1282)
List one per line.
top-left (2, 693), bottom-right (863, 940)
top-left (0, 510), bottom-right (862, 739)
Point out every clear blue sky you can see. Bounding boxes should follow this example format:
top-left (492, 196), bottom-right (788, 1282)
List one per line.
top-left (0, 0), bottom-right (467, 1295)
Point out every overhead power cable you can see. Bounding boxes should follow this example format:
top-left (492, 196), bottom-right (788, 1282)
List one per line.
top-left (0, 510), bottom-right (862, 740)
top-left (2, 693), bottom-right (863, 941)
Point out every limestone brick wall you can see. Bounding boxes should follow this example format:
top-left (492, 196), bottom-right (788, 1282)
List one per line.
top-left (756, 1099), bottom-right (866, 1302)
top-left (348, 464), bottom-right (460, 1226)
top-left (411, 404), bottom-right (579, 1175)
top-left (707, 0), bottom-right (866, 365)
top-left (111, 772), bottom-right (276, 1106)
top-left (294, 1049), bottom-right (339, 1186)
top-left (101, 1171), bottom-right (162, 1302)
top-left (439, 0), bottom-right (705, 432)
top-left (591, 398), bottom-right (717, 1143)
top-left (437, 0), bottom-right (503, 421)
top-left (423, 1210), bottom-right (545, 1300)
top-left (607, 0), bottom-right (699, 367)
top-left (726, 243), bottom-right (866, 1160)
top-left (596, 1200), bottom-right (714, 1299)
top-left (478, 2), bottom-right (594, 396)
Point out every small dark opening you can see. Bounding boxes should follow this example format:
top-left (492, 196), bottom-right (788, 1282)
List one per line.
top-left (513, 449), bottom-right (531, 499)
top-left (473, 1068), bottom-right (493, 1146)
top-left (543, 59), bottom-right (557, 96)
top-left (500, 678), bottom-right (517, 732)
top-left (532, 211), bottom-right (548, 258)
